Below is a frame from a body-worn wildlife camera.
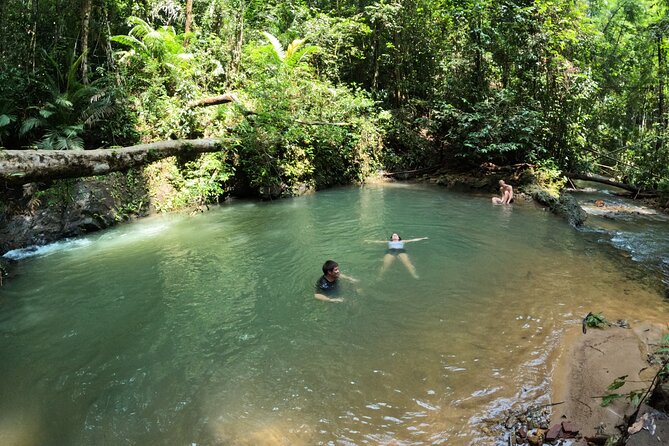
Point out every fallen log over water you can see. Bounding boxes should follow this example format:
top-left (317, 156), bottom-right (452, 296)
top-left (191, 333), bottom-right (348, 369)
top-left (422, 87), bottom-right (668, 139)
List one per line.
top-left (0, 138), bottom-right (226, 184)
top-left (566, 172), bottom-right (645, 195)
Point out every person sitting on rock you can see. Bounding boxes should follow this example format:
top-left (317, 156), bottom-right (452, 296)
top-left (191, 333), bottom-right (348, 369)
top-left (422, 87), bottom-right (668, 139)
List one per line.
top-left (492, 180), bottom-right (514, 205)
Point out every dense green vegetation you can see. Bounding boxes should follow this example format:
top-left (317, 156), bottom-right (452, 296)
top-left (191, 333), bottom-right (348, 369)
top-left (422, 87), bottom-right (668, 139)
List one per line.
top-left (2, 0), bottom-right (669, 206)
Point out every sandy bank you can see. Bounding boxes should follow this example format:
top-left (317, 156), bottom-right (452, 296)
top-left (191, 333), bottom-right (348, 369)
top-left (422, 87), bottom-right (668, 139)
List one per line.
top-left (550, 320), bottom-right (666, 441)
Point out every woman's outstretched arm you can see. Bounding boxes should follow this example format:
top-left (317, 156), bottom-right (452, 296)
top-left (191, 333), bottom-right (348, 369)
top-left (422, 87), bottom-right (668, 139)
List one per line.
top-left (404, 237), bottom-right (429, 243)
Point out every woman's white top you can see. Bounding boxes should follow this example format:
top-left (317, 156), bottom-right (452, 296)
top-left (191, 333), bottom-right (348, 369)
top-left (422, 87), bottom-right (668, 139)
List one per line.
top-left (388, 241), bottom-right (405, 250)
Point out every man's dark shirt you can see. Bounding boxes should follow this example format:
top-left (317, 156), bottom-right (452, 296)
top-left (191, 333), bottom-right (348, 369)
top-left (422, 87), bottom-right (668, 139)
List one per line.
top-left (316, 275), bottom-right (337, 291)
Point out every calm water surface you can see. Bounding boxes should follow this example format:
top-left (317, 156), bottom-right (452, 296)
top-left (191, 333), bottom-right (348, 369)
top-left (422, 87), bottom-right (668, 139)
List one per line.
top-left (1, 183), bottom-right (668, 446)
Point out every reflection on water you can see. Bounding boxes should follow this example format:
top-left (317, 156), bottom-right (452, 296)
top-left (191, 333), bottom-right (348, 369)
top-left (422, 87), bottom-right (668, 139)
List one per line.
top-left (1, 183), bottom-right (668, 445)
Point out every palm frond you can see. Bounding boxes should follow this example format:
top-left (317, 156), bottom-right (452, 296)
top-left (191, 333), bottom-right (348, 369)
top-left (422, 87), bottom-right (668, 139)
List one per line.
top-left (127, 16), bottom-right (154, 40)
top-left (286, 44), bottom-right (319, 68)
top-left (66, 52), bottom-right (86, 94)
top-left (82, 96), bottom-right (115, 126)
top-left (285, 39), bottom-right (306, 59)
top-left (39, 108), bottom-right (55, 119)
top-left (0, 114), bottom-right (15, 127)
top-left (111, 34), bottom-right (146, 53)
top-left (37, 132), bottom-right (57, 150)
top-left (159, 25), bottom-right (177, 37)
top-left (63, 124), bottom-right (84, 138)
top-left (146, 29), bottom-right (164, 41)
top-left (20, 117), bottom-right (44, 135)
top-left (262, 31), bottom-right (285, 61)
top-left (41, 50), bottom-right (65, 87)
top-left (53, 96), bottom-right (74, 109)
top-left (89, 91), bottom-right (108, 103)
top-left (145, 30), bottom-right (168, 57)
top-left (52, 135), bottom-right (71, 150)
top-left (39, 129), bottom-right (84, 150)
top-left (70, 85), bottom-right (99, 103)
top-left (117, 49), bottom-right (137, 64)
top-left (67, 135), bottom-right (85, 150)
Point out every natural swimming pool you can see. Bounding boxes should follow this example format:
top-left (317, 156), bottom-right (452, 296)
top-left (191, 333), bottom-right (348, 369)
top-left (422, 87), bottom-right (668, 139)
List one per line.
top-left (1, 183), bottom-right (668, 445)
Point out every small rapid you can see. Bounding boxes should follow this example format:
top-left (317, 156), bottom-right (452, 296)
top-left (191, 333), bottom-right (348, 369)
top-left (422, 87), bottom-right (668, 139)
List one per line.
top-left (570, 181), bottom-right (669, 293)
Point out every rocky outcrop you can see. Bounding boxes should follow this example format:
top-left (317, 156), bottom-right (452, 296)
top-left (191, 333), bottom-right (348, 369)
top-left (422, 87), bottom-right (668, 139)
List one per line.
top-left (424, 166), bottom-right (588, 227)
top-left (0, 174), bottom-right (148, 256)
top-left (526, 185), bottom-right (587, 227)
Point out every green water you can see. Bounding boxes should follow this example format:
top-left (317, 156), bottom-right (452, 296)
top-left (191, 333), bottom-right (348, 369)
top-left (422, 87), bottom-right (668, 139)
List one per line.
top-left (1, 183), bottom-right (667, 446)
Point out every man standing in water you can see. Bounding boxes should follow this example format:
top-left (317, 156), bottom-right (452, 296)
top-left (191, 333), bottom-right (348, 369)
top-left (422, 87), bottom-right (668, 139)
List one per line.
top-left (492, 180), bottom-right (514, 205)
top-left (314, 260), bottom-right (358, 303)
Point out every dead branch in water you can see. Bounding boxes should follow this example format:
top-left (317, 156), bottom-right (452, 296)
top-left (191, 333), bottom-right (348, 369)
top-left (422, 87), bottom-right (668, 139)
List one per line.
top-left (566, 172), bottom-right (653, 196)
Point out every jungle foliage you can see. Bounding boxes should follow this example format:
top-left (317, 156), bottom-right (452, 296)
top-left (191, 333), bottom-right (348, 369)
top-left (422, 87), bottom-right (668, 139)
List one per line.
top-left (2, 0), bottom-right (669, 206)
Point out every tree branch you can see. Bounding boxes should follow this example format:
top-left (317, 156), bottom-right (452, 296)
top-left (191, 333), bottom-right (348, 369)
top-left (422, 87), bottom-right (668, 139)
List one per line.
top-left (294, 119), bottom-right (353, 126)
top-left (186, 94), bottom-right (240, 108)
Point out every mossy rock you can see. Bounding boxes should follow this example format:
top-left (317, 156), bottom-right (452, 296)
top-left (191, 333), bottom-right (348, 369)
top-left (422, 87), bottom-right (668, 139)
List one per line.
top-left (526, 185), bottom-right (587, 226)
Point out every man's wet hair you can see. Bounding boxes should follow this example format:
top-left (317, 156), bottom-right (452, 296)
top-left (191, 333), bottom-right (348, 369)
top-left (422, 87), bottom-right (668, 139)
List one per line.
top-left (322, 260), bottom-right (338, 274)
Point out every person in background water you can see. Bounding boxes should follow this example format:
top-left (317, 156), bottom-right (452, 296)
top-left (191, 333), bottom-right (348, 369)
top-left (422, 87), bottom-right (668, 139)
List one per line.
top-left (314, 260), bottom-right (359, 303)
top-left (366, 233), bottom-right (428, 279)
top-left (492, 180), bottom-right (514, 205)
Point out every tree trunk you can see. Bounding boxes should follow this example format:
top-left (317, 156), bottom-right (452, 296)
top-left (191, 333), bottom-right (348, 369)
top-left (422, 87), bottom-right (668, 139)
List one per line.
top-left (372, 21), bottom-right (380, 91)
top-left (229, 0), bottom-right (245, 80)
top-left (184, 0), bottom-right (193, 47)
top-left (80, 0), bottom-right (93, 83)
top-left (658, 34), bottom-right (665, 129)
top-left (102, 1), bottom-right (115, 69)
top-left (0, 139), bottom-right (225, 184)
top-left (472, 15), bottom-right (483, 93)
top-left (31, 0), bottom-right (39, 73)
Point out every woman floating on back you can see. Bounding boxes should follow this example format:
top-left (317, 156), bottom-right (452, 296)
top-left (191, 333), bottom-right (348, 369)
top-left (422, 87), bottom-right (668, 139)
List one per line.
top-left (366, 233), bottom-right (428, 279)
